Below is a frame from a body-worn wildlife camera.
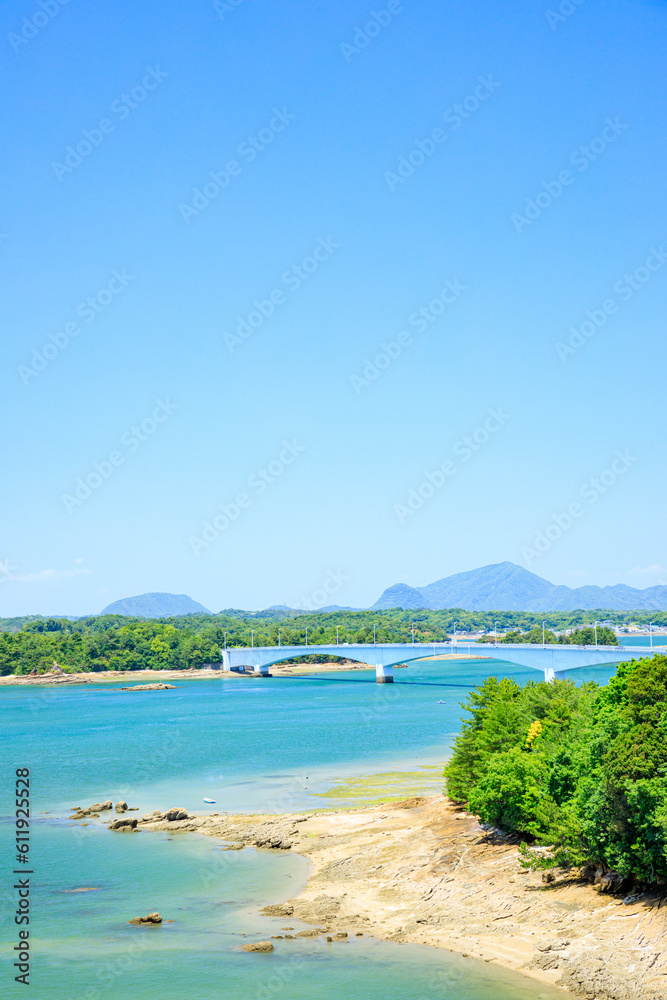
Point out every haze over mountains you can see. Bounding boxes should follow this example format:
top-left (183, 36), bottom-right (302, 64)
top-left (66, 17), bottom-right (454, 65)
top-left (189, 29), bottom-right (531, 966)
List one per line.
top-left (371, 562), bottom-right (667, 612)
top-left (97, 563), bottom-right (667, 617)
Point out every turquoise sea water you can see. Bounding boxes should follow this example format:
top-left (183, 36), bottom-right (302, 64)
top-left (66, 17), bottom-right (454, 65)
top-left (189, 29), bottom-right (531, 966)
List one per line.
top-left (0, 656), bottom-right (623, 999)
top-left (618, 635), bottom-right (666, 647)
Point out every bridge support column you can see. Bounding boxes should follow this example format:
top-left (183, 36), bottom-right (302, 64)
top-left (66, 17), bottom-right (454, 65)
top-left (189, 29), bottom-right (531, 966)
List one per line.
top-left (253, 664), bottom-right (270, 676)
top-left (376, 664), bottom-right (393, 684)
top-left (544, 668), bottom-right (566, 683)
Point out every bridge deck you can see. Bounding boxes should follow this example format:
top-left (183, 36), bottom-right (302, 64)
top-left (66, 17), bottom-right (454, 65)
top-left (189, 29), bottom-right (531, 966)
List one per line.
top-left (220, 641), bottom-right (665, 681)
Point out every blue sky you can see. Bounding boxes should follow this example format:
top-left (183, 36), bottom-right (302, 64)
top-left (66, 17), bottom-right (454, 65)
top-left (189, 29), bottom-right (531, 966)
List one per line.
top-left (2, 0), bottom-right (666, 615)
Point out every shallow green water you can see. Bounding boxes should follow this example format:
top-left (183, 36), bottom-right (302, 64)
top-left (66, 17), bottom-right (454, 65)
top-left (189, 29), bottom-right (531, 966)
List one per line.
top-left (0, 819), bottom-right (564, 1000)
top-left (1, 657), bottom-right (615, 999)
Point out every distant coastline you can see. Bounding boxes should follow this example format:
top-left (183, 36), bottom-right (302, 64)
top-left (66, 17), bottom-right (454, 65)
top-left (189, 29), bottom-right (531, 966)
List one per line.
top-left (0, 656), bottom-right (486, 686)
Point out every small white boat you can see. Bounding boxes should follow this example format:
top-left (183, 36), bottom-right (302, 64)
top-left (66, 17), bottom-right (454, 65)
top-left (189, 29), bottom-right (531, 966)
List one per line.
top-left (203, 798), bottom-right (216, 804)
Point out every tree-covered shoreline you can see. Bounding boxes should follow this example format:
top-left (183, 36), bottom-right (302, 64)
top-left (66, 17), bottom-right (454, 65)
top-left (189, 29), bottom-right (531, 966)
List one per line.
top-left (0, 606), bottom-right (658, 675)
top-left (444, 653), bottom-right (667, 889)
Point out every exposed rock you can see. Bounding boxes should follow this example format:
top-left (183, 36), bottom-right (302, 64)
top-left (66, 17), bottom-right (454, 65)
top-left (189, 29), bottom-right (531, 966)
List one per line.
top-left (530, 952), bottom-right (563, 971)
top-left (292, 894), bottom-right (340, 924)
top-left (120, 683), bottom-right (177, 691)
top-left (165, 807), bottom-right (188, 822)
top-left (221, 842), bottom-right (244, 851)
top-left (594, 870), bottom-right (628, 894)
top-left (115, 801), bottom-right (128, 814)
top-left (255, 835), bottom-right (292, 849)
top-left (241, 941), bottom-right (274, 953)
top-left (70, 800), bottom-right (114, 818)
top-left (141, 811), bottom-right (166, 822)
top-left (295, 929), bottom-right (321, 937)
top-left (128, 912), bottom-right (162, 925)
top-left (580, 863), bottom-right (598, 883)
top-left (331, 931), bottom-right (348, 940)
top-left (260, 903), bottom-right (294, 917)
top-left (109, 817), bottom-right (138, 831)
top-left (557, 957), bottom-right (616, 998)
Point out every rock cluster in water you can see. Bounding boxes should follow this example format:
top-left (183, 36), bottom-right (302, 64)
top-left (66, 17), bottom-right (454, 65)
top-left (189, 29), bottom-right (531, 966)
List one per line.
top-left (129, 810), bottom-right (300, 849)
top-left (70, 800), bottom-right (140, 821)
top-left (128, 912), bottom-right (163, 925)
top-left (70, 801), bottom-right (112, 819)
top-left (70, 799), bottom-right (138, 830)
top-left (108, 807), bottom-right (190, 831)
top-left (120, 683), bottom-right (177, 691)
top-left (109, 817), bottom-right (138, 831)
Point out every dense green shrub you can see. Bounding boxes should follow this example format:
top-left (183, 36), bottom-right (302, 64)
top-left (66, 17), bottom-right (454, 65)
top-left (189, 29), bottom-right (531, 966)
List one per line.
top-left (444, 655), bottom-right (667, 885)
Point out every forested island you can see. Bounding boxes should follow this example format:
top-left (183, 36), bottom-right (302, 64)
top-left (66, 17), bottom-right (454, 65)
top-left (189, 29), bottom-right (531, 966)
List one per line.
top-left (445, 653), bottom-right (667, 889)
top-left (0, 606), bottom-right (657, 675)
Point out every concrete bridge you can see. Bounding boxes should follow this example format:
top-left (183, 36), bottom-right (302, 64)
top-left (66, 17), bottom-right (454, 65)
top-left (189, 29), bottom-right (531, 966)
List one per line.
top-left (221, 641), bottom-right (665, 683)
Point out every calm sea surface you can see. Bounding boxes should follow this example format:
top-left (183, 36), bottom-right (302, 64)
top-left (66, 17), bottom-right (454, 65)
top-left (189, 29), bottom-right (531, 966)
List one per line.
top-left (0, 654), bottom-right (630, 1000)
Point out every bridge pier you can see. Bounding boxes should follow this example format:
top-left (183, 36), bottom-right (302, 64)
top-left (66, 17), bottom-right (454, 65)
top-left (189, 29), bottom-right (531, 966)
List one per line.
top-left (544, 667), bottom-right (567, 683)
top-left (376, 664), bottom-right (393, 684)
top-left (253, 664), bottom-right (270, 676)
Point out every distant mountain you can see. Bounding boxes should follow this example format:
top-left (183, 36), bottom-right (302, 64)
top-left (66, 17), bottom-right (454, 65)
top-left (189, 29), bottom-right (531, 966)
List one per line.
top-left (99, 593), bottom-right (210, 617)
top-left (316, 605), bottom-right (362, 612)
top-left (372, 562), bottom-right (667, 612)
top-left (265, 604), bottom-right (362, 613)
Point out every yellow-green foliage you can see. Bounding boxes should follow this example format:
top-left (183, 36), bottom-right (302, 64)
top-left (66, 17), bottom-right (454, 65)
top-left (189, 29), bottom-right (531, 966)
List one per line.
top-left (524, 719), bottom-right (543, 749)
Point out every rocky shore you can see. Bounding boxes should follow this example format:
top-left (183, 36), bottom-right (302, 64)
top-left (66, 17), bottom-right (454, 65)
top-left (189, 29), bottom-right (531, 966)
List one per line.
top-left (78, 793), bottom-right (667, 999)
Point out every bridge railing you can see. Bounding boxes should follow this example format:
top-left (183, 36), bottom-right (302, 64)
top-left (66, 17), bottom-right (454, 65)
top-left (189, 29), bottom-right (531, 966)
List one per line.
top-left (222, 640), bottom-right (663, 657)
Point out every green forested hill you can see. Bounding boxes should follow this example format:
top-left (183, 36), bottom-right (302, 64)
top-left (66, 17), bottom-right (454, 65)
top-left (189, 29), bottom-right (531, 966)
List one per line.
top-left (445, 654), bottom-right (667, 888)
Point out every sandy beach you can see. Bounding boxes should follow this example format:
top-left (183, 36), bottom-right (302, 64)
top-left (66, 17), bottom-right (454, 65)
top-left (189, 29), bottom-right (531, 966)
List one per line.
top-left (117, 795), bottom-right (667, 1000)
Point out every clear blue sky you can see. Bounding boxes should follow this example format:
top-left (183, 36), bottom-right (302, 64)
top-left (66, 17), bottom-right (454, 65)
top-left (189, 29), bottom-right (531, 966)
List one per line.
top-left (2, 0), bottom-right (666, 616)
